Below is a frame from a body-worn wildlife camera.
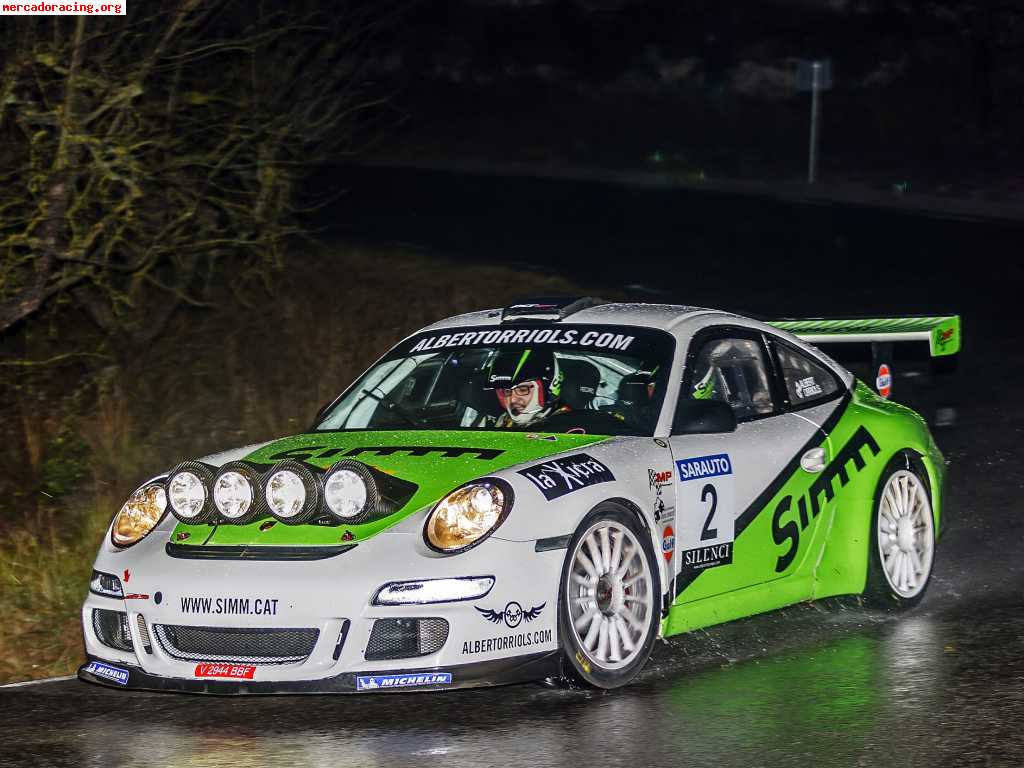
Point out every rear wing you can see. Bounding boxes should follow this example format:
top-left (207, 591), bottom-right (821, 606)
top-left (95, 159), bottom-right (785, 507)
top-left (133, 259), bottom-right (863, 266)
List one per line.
top-left (768, 315), bottom-right (961, 357)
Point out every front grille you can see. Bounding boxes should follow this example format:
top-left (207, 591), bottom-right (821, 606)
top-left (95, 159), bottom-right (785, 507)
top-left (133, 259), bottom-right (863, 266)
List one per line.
top-left (365, 618), bottom-right (449, 661)
top-left (93, 609), bottom-right (133, 651)
top-left (152, 625), bottom-right (320, 665)
top-left (137, 615), bottom-right (152, 653)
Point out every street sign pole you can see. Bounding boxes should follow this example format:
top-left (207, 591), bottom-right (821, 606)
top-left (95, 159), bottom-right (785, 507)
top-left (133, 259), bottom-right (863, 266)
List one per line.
top-left (795, 59), bottom-right (832, 185)
top-left (807, 62), bottom-right (821, 184)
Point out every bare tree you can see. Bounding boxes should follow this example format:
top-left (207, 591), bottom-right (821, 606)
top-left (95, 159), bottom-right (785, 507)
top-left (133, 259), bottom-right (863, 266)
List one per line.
top-left (0, 0), bottom-right (387, 345)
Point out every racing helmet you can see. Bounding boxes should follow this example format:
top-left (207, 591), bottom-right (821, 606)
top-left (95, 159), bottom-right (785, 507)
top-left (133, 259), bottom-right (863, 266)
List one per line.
top-left (488, 348), bottom-right (563, 425)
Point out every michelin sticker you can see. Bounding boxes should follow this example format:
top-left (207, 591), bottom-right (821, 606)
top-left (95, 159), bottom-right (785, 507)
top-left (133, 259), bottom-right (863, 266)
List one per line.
top-left (675, 453), bottom-right (735, 573)
top-left (356, 672), bottom-right (452, 691)
top-left (85, 661), bottom-right (129, 686)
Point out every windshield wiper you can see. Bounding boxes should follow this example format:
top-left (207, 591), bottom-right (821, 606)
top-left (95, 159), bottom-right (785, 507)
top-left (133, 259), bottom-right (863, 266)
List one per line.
top-left (361, 388), bottom-right (426, 428)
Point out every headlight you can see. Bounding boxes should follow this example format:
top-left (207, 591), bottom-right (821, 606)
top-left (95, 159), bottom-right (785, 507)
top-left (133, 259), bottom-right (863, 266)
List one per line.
top-left (323, 460), bottom-right (374, 521)
top-left (90, 569), bottom-right (124, 597)
top-left (111, 482), bottom-right (167, 547)
top-left (265, 460), bottom-right (322, 524)
top-left (167, 461), bottom-right (216, 524)
top-left (424, 479), bottom-right (512, 553)
top-left (212, 462), bottom-right (264, 523)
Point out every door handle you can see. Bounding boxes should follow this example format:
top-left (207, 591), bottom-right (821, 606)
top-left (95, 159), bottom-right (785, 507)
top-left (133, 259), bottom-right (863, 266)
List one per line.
top-left (800, 447), bottom-right (827, 473)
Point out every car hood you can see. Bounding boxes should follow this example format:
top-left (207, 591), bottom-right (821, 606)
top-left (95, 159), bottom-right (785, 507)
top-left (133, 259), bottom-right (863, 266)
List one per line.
top-left (169, 429), bottom-right (610, 548)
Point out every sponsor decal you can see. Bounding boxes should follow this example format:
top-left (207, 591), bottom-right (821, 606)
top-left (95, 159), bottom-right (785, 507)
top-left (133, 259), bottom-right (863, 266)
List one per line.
top-left (267, 445), bottom-right (504, 462)
top-left (649, 468), bottom-right (672, 521)
top-left (154, 591), bottom-right (163, 605)
top-left (661, 526), bottom-right (675, 562)
top-left (408, 328), bottom-right (635, 353)
top-left (936, 326), bottom-right (955, 351)
top-left (476, 601), bottom-right (545, 628)
top-left (194, 663), bottom-right (256, 680)
top-left (85, 661), bottom-right (129, 686)
top-left (876, 364), bottom-right (892, 399)
top-left (175, 531), bottom-right (191, 541)
top-left (654, 438), bottom-right (668, 448)
top-left (356, 672), bottom-right (452, 690)
top-left (676, 454), bottom-right (735, 573)
top-left (518, 453), bottom-right (614, 500)
top-left (123, 593), bottom-right (149, 600)
top-left (525, 433), bottom-right (558, 441)
top-left (341, 530), bottom-right (355, 542)
top-left (794, 376), bottom-right (823, 399)
top-left (180, 596), bottom-right (280, 616)
top-left (648, 469), bottom-right (672, 488)
top-left (462, 628), bottom-right (554, 655)
top-left (575, 650), bottom-right (592, 674)
top-left (122, 569), bottom-right (130, 583)
top-left (675, 454), bottom-right (731, 482)
top-left (772, 426), bottom-right (880, 572)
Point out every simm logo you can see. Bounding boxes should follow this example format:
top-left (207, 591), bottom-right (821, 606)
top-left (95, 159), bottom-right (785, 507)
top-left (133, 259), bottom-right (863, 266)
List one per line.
top-left (771, 426), bottom-right (881, 572)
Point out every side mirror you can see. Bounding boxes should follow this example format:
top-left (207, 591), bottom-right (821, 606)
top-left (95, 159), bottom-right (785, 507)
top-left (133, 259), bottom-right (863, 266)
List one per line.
top-left (672, 398), bottom-right (737, 435)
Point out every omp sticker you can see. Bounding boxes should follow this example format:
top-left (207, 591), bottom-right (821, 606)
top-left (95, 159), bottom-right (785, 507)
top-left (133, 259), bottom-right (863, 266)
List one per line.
top-left (356, 673), bottom-right (452, 691)
top-left (876, 364), bottom-right (892, 399)
top-left (518, 454), bottom-right (614, 500)
top-left (194, 663), bottom-right (256, 680)
top-left (85, 661), bottom-right (129, 686)
top-left (675, 454), bottom-right (735, 573)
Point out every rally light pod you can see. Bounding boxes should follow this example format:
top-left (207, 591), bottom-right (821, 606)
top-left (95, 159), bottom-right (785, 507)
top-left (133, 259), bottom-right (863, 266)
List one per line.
top-left (264, 460), bottom-right (323, 525)
top-left (211, 461), bottom-right (266, 524)
top-left (323, 460), bottom-right (375, 522)
top-left (166, 460), bottom-right (218, 524)
top-left (322, 460), bottom-right (419, 525)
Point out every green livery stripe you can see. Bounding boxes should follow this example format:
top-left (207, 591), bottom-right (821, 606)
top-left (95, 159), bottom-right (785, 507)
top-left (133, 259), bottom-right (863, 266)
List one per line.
top-left (171, 430), bottom-right (610, 548)
top-left (770, 315), bottom-right (960, 357)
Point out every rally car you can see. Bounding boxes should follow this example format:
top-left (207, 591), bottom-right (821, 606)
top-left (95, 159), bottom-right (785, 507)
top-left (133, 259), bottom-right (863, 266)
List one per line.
top-left (79, 298), bottom-right (960, 693)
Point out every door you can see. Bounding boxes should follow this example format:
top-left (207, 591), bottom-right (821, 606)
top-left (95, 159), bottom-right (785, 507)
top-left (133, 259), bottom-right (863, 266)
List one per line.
top-left (668, 328), bottom-right (828, 605)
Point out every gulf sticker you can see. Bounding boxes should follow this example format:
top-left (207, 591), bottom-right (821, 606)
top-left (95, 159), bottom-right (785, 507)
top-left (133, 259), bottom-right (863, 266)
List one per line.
top-left (195, 663), bottom-right (256, 680)
top-left (661, 526), bottom-right (675, 562)
top-left (876, 364), bottom-right (892, 399)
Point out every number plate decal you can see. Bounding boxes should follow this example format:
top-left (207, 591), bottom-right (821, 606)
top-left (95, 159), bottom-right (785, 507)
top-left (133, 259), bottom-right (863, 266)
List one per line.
top-left (675, 453), bottom-right (735, 573)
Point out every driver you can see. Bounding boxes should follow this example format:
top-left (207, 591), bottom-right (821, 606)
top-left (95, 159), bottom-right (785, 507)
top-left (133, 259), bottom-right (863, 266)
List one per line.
top-left (487, 347), bottom-right (570, 428)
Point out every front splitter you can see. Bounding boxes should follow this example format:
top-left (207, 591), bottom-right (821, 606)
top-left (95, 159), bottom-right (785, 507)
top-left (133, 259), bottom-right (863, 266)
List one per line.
top-left (77, 650), bottom-right (562, 695)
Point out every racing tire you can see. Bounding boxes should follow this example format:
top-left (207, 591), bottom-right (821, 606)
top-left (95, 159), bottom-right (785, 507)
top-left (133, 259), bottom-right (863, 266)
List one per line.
top-left (864, 453), bottom-right (935, 609)
top-left (558, 502), bottom-right (661, 689)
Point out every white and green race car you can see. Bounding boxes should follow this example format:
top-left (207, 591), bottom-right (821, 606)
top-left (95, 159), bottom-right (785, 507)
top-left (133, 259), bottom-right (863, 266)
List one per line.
top-left (79, 299), bottom-right (959, 693)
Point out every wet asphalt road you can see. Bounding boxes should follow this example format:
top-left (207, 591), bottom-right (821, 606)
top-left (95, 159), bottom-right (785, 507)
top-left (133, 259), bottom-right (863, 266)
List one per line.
top-left (3, 169), bottom-right (1023, 767)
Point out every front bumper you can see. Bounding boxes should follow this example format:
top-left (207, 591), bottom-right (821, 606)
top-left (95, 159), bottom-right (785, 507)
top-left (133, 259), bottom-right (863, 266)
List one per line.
top-left (81, 524), bottom-right (566, 694)
top-left (78, 650), bottom-right (561, 694)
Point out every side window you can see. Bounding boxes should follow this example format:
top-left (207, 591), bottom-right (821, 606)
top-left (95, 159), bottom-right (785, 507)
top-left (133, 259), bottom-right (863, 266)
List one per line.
top-left (773, 342), bottom-right (842, 407)
top-left (689, 336), bottom-right (777, 421)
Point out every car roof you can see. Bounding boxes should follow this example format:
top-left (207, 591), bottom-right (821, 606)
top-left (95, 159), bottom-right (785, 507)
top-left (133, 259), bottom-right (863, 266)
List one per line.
top-left (420, 302), bottom-right (726, 333)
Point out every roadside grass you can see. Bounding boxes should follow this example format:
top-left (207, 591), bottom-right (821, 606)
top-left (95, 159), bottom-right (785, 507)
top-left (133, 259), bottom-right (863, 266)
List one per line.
top-left (0, 243), bottom-right (596, 683)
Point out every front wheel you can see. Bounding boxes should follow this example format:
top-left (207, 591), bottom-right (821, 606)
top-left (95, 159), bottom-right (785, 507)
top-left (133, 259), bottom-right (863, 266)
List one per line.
top-left (559, 503), bottom-right (660, 688)
top-left (865, 454), bottom-right (936, 608)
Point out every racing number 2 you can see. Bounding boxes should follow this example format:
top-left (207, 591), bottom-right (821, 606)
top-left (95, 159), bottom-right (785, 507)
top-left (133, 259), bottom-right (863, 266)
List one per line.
top-left (675, 453), bottom-right (735, 574)
top-left (700, 483), bottom-right (718, 541)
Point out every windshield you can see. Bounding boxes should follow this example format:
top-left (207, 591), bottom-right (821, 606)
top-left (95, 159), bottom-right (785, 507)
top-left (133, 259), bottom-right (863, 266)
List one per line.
top-left (317, 324), bottom-right (675, 436)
